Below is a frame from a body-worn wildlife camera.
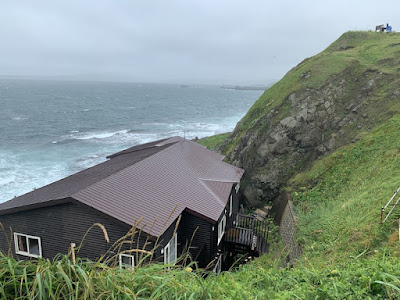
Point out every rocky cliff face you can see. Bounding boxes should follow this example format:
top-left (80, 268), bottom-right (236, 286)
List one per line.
top-left (222, 32), bottom-right (400, 206)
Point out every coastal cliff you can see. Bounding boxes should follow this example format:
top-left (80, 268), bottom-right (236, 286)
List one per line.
top-left (221, 31), bottom-right (400, 206)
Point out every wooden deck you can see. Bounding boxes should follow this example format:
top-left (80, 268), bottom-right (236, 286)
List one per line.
top-left (225, 213), bottom-right (269, 255)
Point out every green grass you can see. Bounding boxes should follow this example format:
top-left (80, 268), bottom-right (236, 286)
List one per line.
top-left (195, 132), bottom-right (231, 149)
top-left (222, 31), bottom-right (400, 155)
top-left (290, 112), bottom-right (400, 266)
top-left (1, 251), bottom-right (400, 299)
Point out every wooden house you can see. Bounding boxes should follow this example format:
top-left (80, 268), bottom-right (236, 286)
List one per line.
top-left (0, 137), bottom-right (262, 270)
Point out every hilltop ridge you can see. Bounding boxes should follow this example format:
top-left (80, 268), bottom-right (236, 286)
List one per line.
top-left (220, 31), bottom-right (400, 206)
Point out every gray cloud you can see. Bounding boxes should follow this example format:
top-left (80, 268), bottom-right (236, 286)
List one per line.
top-left (1, 0), bottom-right (399, 84)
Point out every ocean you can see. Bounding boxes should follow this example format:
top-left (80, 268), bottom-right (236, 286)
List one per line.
top-left (0, 79), bottom-right (262, 203)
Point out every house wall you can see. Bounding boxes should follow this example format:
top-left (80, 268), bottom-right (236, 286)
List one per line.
top-left (232, 185), bottom-right (241, 214)
top-left (155, 186), bottom-right (241, 269)
top-left (152, 217), bottom-right (179, 263)
top-left (0, 185), bottom-right (242, 269)
top-left (0, 201), bottom-right (155, 264)
top-left (208, 187), bottom-right (241, 268)
top-left (179, 211), bottom-right (213, 268)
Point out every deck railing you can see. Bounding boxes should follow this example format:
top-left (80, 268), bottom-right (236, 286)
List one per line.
top-left (381, 187), bottom-right (400, 223)
top-left (225, 213), bottom-right (269, 254)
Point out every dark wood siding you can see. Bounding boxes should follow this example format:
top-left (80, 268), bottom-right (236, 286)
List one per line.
top-left (179, 211), bottom-right (213, 268)
top-left (0, 201), bottom-right (155, 264)
top-left (152, 218), bottom-right (179, 263)
top-left (232, 185), bottom-right (241, 215)
top-left (0, 189), bottom-right (241, 269)
top-left (213, 191), bottom-right (238, 258)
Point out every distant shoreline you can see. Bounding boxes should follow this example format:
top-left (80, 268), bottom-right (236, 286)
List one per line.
top-left (221, 84), bottom-right (273, 91)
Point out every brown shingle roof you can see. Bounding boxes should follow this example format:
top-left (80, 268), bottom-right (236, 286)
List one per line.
top-left (0, 137), bottom-right (244, 237)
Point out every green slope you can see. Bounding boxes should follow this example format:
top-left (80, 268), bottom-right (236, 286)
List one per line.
top-left (224, 31), bottom-right (400, 154)
top-left (291, 112), bottom-right (400, 264)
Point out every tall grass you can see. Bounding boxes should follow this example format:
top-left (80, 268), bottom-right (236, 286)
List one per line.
top-left (1, 251), bottom-right (400, 299)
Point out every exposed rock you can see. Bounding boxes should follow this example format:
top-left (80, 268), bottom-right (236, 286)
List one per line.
top-left (317, 145), bottom-right (327, 154)
top-left (288, 93), bottom-right (296, 102)
top-left (218, 32), bottom-right (400, 208)
top-left (222, 66), bottom-right (395, 207)
top-left (280, 117), bottom-right (298, 129)
top-left (326, 138), bottom-right (336, 150)
top-left (300, 71), bottom-right (311, 79)
top-left (324, 101), bottom-right (331, 109)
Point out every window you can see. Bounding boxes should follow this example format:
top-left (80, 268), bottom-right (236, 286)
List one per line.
top-left (217, 215), bottom-right (226, 245)
top-left (164, 234), bottom-right (177, 265)
top-left (119, 254), bottom-right (135, 268)
top-left (14, 233), bottom-right (42, 258)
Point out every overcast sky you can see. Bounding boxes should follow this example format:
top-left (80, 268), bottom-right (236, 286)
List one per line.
top-left (1, 1), bottom-right (399, 85)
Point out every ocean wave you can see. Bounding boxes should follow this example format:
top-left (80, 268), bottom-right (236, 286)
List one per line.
top-left (0, 175), bottom-right (15, 187)
top-left (141, 122), bottom-right (170, 127)
top-left (74, 129), bottom-right (129, 140)
top-left (11, 116), bottom-right (29, 121)
top-left (0, 152), bottom-right (70, 202)
top-left (52, 129), bottom-right (162, 146)
top-left (73, 154), bottom-right (106, 171)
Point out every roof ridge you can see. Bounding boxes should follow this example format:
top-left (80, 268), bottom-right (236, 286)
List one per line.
top-left (199, 179), bottom-right (228, 207)
top-left (199, 178), bottom-right (237, 183)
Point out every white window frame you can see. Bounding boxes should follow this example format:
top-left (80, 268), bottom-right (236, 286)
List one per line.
top-left (217, 215), bottom-right (226, 245)
top-left (229, 195), bottom-right (233, 216)
top-left (14, 232), bottom-right (42, 258)
top-left (119, 253), bottom-right (135, 268)
top-left (163, 234), bottom-right (177, 265)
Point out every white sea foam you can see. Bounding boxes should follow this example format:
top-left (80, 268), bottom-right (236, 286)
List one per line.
top-left (11, 116), bottom-right (28, 121)
top-left (0, 175), bottom-right (15, 187)
top-left (72, 129), bottom-right (129, 140)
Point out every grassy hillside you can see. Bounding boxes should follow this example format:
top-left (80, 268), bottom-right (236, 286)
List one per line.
top-left (195, 132), bottom-right (231, 149)
top-left (223, 31), bottom-right (400, 155)
top-left (291, 115), bottom-right (400, 264)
